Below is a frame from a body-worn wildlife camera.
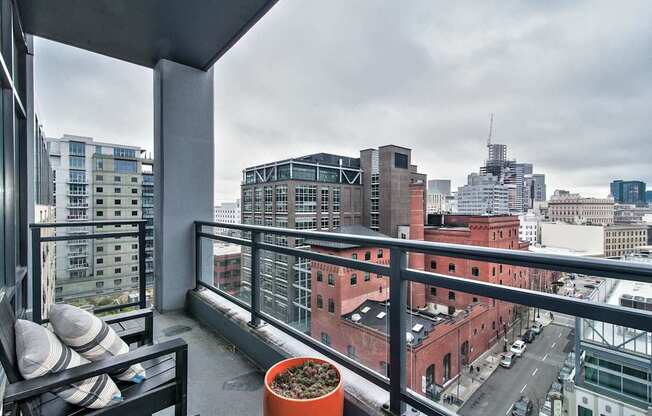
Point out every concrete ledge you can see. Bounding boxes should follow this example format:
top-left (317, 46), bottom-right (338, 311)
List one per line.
top-left (187, 289), bottom-right (388, 416)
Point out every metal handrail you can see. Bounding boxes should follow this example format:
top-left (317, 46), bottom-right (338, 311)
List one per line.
top-left (30, 220), bottom-right (148, 323)
top-left (195, 220), bottom-right (652, 416)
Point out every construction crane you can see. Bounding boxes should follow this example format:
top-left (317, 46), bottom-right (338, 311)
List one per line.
top-left (487, 113), bottom-right (494, 148)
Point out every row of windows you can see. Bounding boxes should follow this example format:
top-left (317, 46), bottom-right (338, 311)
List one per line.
top-left (96, 199), bottom-right (139, 205)
top-left (96, 210), bottom-right (139, 217)
top-left (96, 255), bottom-right (139, 264)
top-left (96, 174), bottom-right (138, 183)
top-left (96, 244), bottom-right (138, 253)
top-left (96, 186), bottom-right (139, 194)
top-left (315, 270), bottom-right (378, 286)
top-left (94, 266), bottom-right (139, 275)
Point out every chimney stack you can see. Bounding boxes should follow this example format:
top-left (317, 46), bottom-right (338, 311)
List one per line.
top-left (408, 181), bottom-right (427, 309)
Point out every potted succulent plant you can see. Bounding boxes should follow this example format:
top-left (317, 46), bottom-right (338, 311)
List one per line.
top-left (264, 357), bottom-right (343, 416)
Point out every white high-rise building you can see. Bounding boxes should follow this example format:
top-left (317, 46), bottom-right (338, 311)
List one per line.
top-left (47, 135), bottom-right (148, 305)
top-left (518, 211), bottom-right (540, 245)
top-left (456, 173), bottom-right (509, 215)
top-left (214, 199), bottom-right (241, 224)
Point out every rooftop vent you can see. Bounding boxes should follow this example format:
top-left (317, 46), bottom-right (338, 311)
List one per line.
top-left (412, 324), bottom-right (424, 333)
top-left (351, 313), bottom-right (362, 322)
top-left (361, 306), bottom-right (371, 314)
top-left (406, 332), bottom-right (415, 344)
top-left (376, 312), bottom-right (386, 319)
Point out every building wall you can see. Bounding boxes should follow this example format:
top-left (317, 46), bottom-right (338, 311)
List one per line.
top-left (540, 223), bottom-right (605, 256)
top-left (48, 135), bottom-right (146, 306)
top-left (214, 248), bottom-right (242, 295)
top-left (604, 224), bottom-right (648, 258)
top-left (548, 195), bottom-right (615, 225)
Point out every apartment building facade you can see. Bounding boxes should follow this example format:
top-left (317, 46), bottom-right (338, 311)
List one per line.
top-left (610, 180), bottom-right (647, 207)
top-left (604, 224), bottom-right (648, 258)
top-left (48, 135), bottom-right (146, 306)
top-left (456, 173), bottom-right (510, 215)
top-left (547, 190), bottom-right (615, 225)
top-left (142, 157), bottom-right (155, 286)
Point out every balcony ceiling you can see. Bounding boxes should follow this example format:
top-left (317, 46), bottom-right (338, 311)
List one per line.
top-left (17, 0), bottom-right (277, 70)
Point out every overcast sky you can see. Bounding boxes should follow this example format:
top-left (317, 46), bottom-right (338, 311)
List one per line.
top-left (34, 1), bottom-right (651, 203)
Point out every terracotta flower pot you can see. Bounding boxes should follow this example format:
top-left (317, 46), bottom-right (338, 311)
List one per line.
top-left (264, 357), bottom-right (344, 416)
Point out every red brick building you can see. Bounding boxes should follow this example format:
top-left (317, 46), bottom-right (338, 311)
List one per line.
top-left (310, 182), bottom-right (535, 396)
top-left (213, 245), bottom-right (242, 296)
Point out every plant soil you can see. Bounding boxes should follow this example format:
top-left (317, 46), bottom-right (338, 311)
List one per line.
top-left (270, 360), bottom-right (339, 400)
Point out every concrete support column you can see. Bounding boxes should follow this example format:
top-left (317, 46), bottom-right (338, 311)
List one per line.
top-left (154, 59), bottom-right (214, 312)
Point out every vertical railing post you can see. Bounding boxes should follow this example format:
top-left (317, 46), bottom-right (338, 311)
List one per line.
top-left (249, 231), bottom-right (262, 327)
top-left (31, 226), bottom-right (42, 323)
top-left (389, 247), bottom-right (407, 415)
top-left (138, 221), bottom-right (147, 309)
top-left (194, 222), bottom-right (202, 289)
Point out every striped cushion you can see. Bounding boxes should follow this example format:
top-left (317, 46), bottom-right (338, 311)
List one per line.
top-left (48, 304), bottom-right (146, 383)
top-left (15, 319), bottom-right (122, 409)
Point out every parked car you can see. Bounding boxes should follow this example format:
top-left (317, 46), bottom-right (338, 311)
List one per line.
top-left (500, 352), bottom-right (516, 368)
top-left (558, 366), bottom-right (572, 382)
top-left (522, 330), bottom-right (536, 343)
top-left (530, 322), bottom-right (543, 334)
top-left (512, 396), bottom-right (533, 416)
top-left (511, 340), bottom-right (527, 357)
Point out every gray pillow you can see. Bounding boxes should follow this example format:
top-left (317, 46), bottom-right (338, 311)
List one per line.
top-left (15, 319), bottom-right (122, 409)
top-left (48, 304), bottom-right (146, 383)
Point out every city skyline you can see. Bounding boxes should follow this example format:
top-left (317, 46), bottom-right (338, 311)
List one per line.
top-left (33, 1), bottom-right (652, 202)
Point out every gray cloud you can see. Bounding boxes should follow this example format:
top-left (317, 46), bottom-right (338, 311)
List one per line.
top-left (35, 1), bottom-right (652, 202)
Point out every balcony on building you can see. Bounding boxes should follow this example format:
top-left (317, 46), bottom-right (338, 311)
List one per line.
top-left (3, 2), bottom-right (652, 416)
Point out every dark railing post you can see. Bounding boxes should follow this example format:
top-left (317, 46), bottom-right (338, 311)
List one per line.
top-left (194, 222), bottom-right (202, 289)
top-left (389, 248), bottom-right (407, 415)
top-left (31, 226), bottom-right (42, 323)
top-left (249, 231), bottom-right (262, 328)
top-left (138, 221), bottom-right (147, 309)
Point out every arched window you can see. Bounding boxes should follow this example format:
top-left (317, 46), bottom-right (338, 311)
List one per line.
top-left (443, 354), bottom-right (451, 382)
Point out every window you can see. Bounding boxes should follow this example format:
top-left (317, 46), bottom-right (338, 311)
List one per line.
top-left (365, 251), bottom-right (371, 261)
top-left (97, 246), bottom-right (104, 253)
top-left (95, 174), bottom-right (104, 181)
top-left (328, 274), bottom-right (335, 286)
top-left (321, 332), bottom-right (331, 346)
top-left (131, 177), bottom-right (138, 183)
top-left (276, 185), bottom-right (288, 213)
top-left (351, 253), bottom-right (357, 260)
top-left (114, 176), bottom-right (121, 182)
top-left (97, 258), bottom-right (104, 264)
top-left (295, 185), bottom-right (317, 212)
top-left (115, 211), bottom-right (122, 216)
top-left (332, 188), bottom-right (341, 212)
top-left (113, 148), bottom-right (136, 158)
top-left (316, 295), bottom-right (323, 309)
top-left (320, 188), bottom-right (329, 212)
top-left (472, 267), bottom-right (479, 277)
top-left (430, 260), bottom-right (437, 269)
top-left (96, 186), bottom-right (103, 193)
top-left (131, 199), bottom-right (137, 205)
top-left (131, 266), bottom-right (138, 272)
top-left (69, 141), bottom-right (86, 156)
top-left (96, 199), bottom-right (104, 204)
top-left (131, 244), bottom-right (138, 249)
top-left (115, 188), bottom-right (121, 193)
top-left (292, 164), bottom-right (316, 181)
top-left (394, 152), bottom-right (408, 169)
top-left (96, 270), bottom-right (104, 276)
top-left (377, 249), bottom-right (383, 259)
top-left (364, 272), bottom-right (370, 282)
top-left (316, 271), bottom-right (323, 282)
top-left (115, 268), bottom-right (122, 274)
top-left (131, 211), bottom-right (138, 216)
top-left (115, 256), bottom-right (122, 262)
top-left (430, 287), bottom-right (437, 296)
top-left (350, 274), bottom-right (357, 286)
top-left (577, 406), bottom-right (593, 416)
top-left (115, 199), bottom-right (121, 205)
top-left (114, 279), bottom-right (122, 286)
top-left (448, 291), bottom-right (455, 300)
top-left (328, 298), bottom-right (335, 313)
top-left (96, 211), bottom-right (104, 217)
top-left (131, 188), bottom-right (138, 194)
top-left (115, 245), bottom-right (121, 251)
top-left (448, 263), bottom-right (456, 272)
top-left (96, 281), bottom-right (104, 288)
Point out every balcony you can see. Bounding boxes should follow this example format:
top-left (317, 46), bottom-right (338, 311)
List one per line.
top-left (5, 2), bottom-right (651, 416)
top-left (16, 220), bottom-right (652, 416)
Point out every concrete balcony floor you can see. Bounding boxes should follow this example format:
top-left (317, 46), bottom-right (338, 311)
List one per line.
top-left (152, 310), bottom-right (264, 416)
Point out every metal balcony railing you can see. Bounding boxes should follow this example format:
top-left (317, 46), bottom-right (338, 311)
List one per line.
top-left (30, 220), bottom-right (148, 323)
top-left (194, 220), bottom-right (652, 416)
